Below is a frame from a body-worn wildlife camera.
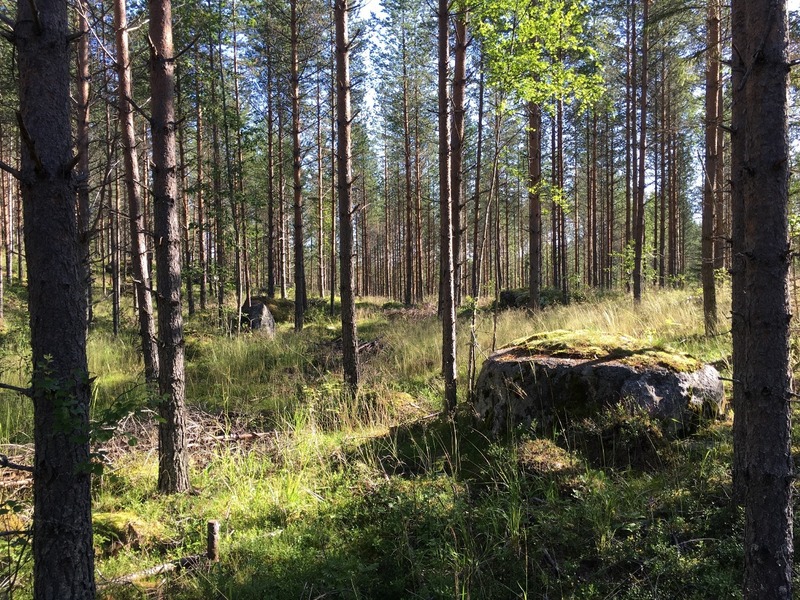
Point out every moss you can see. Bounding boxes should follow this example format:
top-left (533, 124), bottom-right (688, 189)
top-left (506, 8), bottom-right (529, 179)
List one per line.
top-left (93, 511), bottom-right (166, 551)
top-left (506, 329), bottom-right (702, 372)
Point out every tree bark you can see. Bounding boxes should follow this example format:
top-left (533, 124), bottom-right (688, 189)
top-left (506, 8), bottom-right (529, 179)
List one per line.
top-left (76, 0), bottom-right (92, 328)
top-left (333, 0), bottom-right (358, 397)
top-left (731, 0), bottom-right (793, 597)
top-left (149, 0), bottom-right (190, 494)
top-left (290, 0), bottom-right (306, 331)
top-left (16, 0), bottom-right (96, 596)
top-left (471, 67), bottom-right (485, 299)
top-left (528, 101), bottom-right (541, 310)
top-left (451, 10), bottom-right (467, 307)
top-left (115, 0), bottom-right (160, 382)
top-left (438, 0), bottom-right (457, 413)
top-left (402, 28), bottom-right (414, 307)
top-left (194, 58), bottom-right (208, 310)
top-left (632, 0), bottom-right (648, 303)
top-left (702, 0), bottom-right (720, 335)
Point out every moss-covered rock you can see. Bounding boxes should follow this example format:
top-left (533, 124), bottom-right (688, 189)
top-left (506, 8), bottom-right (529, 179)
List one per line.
top-left (93, 511), bottom-right (165, 553)
top-left (474, 330), bottom-right (723, 439)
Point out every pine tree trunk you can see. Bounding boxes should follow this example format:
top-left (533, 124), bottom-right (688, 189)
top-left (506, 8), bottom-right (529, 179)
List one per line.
top-left (76, 0), bottom-right (92, 328)
top-left (527, 101), bottom-right (541, 310)
top-left (149, 0), bottom-right (190, 494)
top-left (438, 0), bottom-right (457, 413)
top-left (266, 35), bottom-right (276, 299)
top-left (209, 44), bottom-right (226, 325)
top-left (702, 0), bottom-right (720, 335)
top-left (451, 11), bottom-right (467, 307)
top-left (17, 0), bottom-right (96, 595)
top-left (402, 30), bottom-right (413, 306)
top-left (471, 68), bottom-right (485, 299)
top-left (731, 0), bottom-right (793, 596)
top-left (176, 68), bottom-right (194, 316)
top-left (632, 0), bottom-right (648, 303)
top-left (115, 0), bottom-right (160, 381)
top-left (291, 0), bottom-right (306, 330)
top-left (194, 60), bottom-right (208, 310)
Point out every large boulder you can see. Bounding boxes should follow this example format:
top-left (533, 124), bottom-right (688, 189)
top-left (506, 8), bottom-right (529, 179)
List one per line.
top-left (241, 297), bottom-right (276, 337)
top-left (473, 330), bottom-right (724, 438)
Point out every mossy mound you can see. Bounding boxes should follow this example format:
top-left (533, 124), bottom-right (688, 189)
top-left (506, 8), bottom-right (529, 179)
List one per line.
top-left (94, 511), bottom-right (166, 554)
top-left (508, 329), bottom-right (702, 373)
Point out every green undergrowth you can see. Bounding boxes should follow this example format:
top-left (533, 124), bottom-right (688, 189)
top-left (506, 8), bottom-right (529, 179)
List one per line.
top-left (0, 284), bottom-right (786, 597)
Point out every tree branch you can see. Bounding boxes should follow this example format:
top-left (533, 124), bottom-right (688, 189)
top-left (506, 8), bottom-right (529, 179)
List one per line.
top-left (27, 0), bottom-right (41, 34)
top-left (16, 112), bottom-right (44, 175)
top-left (0, 454), bottom-right (34, 473)
top-left (0, 530), bottom-right (31, 538)
top-left (0, 382), bottom-right (32, 397)
top-left (0, 159), bottom-right (21, 181)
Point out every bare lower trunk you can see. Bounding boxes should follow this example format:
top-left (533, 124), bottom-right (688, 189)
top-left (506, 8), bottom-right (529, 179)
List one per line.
top-left (76, 1), bottom-right (92, 328)
top-left (291, 0), bottom-right (306, 331)
top-left (451, 11), bottom-right (467, 307)
top-left (116, 0), bottom-right (160, 382)
top-left (438, 0), bottom-right (457, 413)
top-left (731, 0), bottom-right (793, 597)
top-left (149, 0), bottom-right (190, 494)
top-left (17, 0), bottom-right (96, 596)
top-left (335, 0), bottom-right (358, 393)
top-left (528, 101), bottom-right (541, 311)
top-left (632, 0), bottom-right (648, 303)
top-left (701, 0), bottom-right (720, 336)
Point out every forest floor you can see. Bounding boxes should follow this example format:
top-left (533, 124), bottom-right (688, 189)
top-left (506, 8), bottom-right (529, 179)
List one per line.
top-left (0, 284), bottom-right (783, 598)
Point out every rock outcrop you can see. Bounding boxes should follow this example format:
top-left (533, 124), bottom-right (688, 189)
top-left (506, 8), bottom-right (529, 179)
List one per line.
top-left (473, 331), bottom-right (724, 438)
top-left (241, 298), bottom-right (276, 336)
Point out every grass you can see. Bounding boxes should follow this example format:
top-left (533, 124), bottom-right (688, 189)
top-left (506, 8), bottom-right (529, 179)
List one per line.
top-left (0, 283), bottom-right (767, 598)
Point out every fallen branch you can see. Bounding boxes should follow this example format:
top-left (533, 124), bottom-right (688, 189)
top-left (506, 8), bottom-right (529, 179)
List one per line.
top-left (100, 520), bottom-right (220, 587)
top-left (206, 432), bottom-right (270, 442)
top-left (101, 555), bottom-right (204, 586)
top-left (0, 479), bottom-right (32, 489)
top-left (0, 529), bottom-right (30, 538)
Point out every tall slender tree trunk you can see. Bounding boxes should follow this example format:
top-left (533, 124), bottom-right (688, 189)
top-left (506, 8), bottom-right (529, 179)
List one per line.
top-left (278, 104), bottom-right (287, 299)
top-left (177, 67), bottom-right (194, 315)
top-left (266, 35), bottom-right (276, 299)
top-left (329, 47), bottom-right (337, 314)
top-left (334, 0), bottom-right (358, 387)
top-left (76, 0), bottom-right (92, 328)
top-left (149, 0), bottom-right (190, 494)
top-left (218, 17), bottom-right (242, 332)
top-left (702, 0), bottom-right (720, 335)
top-left (290, 0), bottom-right (306, 330)
top-left (438, 0), bottom-right (457, 413)
top-left (527, 101), bottom-right (541, 310)
top-left (209, 44), bottom-right (226, 325)
top-left (316, 78), bottom-right (325, 298)
top-left (731, 0), bottom-right (793, 596)
top-left (115, 0), bottom-right (160, 382)
top-left (194, 61), bottom-right (208, 311)
top-left (471, 67), bottom-right (485, 299)
top-left (401, 29), bottom-right (414, 307)
top-left (632, 0), bottom-right (648, 303)
top-left (451, 10), bottom-right (467, 307)
top-left (16, 0), bottom-right (96, 595)
top-left (413, 91), bottom-right (424, 303)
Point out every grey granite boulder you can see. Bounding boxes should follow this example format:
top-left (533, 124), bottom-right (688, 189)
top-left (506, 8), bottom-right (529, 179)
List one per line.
top-left (473, 333), bottom-right (724, 438)
top-left (241, 298), bottom-right (276, 337)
